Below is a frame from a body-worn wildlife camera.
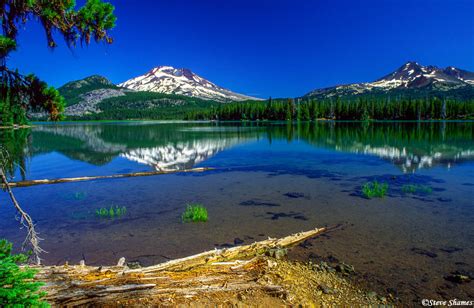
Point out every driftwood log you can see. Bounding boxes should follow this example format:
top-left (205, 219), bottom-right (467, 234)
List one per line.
top-left (34, 227), bottom-right (326, 306)
top-left (5, 167), bottom-right (214, 188)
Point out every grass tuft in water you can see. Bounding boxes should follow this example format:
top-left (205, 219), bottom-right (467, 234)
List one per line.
top-left (95, 206), bottom-right (127, 219)
top-left (181, 204), bottom-right (208, 223)
top-left (402, 184), bottom-right (432, 194)
top-left (73, 192), bottom-right (87, 200)
top-left (362, 181), bottom-right (388, 198)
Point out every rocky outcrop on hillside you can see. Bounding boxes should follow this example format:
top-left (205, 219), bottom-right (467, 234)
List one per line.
top-left (64, 89), bottom-right (127, 116)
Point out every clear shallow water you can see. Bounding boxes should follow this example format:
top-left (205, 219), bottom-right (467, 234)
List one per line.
top-left (0, 121), bottom-right (473, 303)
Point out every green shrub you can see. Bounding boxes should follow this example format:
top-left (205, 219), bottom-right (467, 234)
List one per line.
top-left (402, 184), bottom-right (432, 194)
top-left (181, 204), bottom-right (208, 223)
top-left (0, 240), bottom-right (48, 307)
top-left (95, 206), bottom-right (127, 219)
top-left (362, 181), bottom-right (388, 198)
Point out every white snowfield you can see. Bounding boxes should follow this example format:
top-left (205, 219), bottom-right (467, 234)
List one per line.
top-left (118, 66), bottom-right (261, 102)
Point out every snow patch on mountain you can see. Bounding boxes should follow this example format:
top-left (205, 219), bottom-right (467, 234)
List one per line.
top-left (305, 62), bottom-right (474, 98)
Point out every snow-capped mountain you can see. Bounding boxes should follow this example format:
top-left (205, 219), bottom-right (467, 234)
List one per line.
top-left (305, 62), bottom-right (474, 98)
top-left (118, 66), bottom-right (260, 102)
top-left (374, 62), bottom-right (474, 88)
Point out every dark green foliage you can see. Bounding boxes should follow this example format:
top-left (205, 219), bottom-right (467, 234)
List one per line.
top-left (0, 71), bottom-right (66, 124)
top-left (185, 96), bottom-right (474, 121)
top-left (0, 0), bottom-right (116, 125)
top-left (0, 0), bottom-right (116, 49)
top-left (0, 36), bottom-right (16, 58)
top-left (0, 240), bottom-right (48, 307)
top-left (362, 181), bottom-right (388, 198)
top-left (181, 204), bottom-right (208, 223)
top-left (76, 0), bottom-right (116, 45)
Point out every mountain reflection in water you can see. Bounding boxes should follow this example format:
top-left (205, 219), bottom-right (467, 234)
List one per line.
top-left (2, 121), bottom-right (473, 176)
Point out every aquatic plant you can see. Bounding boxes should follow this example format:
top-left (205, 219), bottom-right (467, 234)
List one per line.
top-left (401, 184), bottom-right (417, 194)
top-left (402, 184), bottom-right (432, 194)
top-left (362, 181), bottom-right (388, 198)
top-left (182, 204), bottom-right (208, 223)
top-left (95, 206), bottom-right (127, 219)
top-left (0, 240), bottom-right (48, 307)
top-left (74, 192), bottom-right (87, 200)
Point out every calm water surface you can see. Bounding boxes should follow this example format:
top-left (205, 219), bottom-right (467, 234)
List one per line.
top-left (0, 121), bottom-right (473, 303)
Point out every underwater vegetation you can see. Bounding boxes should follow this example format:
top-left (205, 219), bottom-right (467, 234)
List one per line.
top-left (95, 206), bottom-right (127, 219)
top-left (182, 204), bottom-right (208, 223)
top-left (74, 192), bottom-right (87, 200)
top-left (63, 191), bottom-right (88, 201)
top-left (362, 181), bottom-right (388, 198)
top-left (401, 184), bottom-right (433, 194)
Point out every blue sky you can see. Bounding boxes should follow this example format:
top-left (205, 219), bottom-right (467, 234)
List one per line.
top-left (8, 0), bottom-right (474, 98)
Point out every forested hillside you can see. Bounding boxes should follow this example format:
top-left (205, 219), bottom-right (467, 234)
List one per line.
top-left (185, 97), bottom-right (474, 121)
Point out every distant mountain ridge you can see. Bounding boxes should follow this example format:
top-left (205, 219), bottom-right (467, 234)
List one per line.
top-left (118, 66), bottom-right (260, 102)
top-left (304, 62), bottom-right (474, 99)
top-left (54, 62), bottom-right (474, 119)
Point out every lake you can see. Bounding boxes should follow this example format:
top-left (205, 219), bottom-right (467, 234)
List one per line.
top-left (0, 121), bottom-right (473, 303)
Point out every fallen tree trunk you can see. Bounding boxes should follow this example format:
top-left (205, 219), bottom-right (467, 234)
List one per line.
top-left (34, 227), bottom-right (327, 306)
top-left (5, 167), bottom-right (214, 188)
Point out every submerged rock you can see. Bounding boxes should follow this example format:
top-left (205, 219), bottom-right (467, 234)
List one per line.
top-left (234, 238), bottom-right (244, 245)
top-left (283, 192), bottom-right (307, 199)
top-left (411, 247), bottom-right (438, 258)
top-left (239, 200), bottom-right (280, 207)
top-left (439, 246), bottom-right (463, 253)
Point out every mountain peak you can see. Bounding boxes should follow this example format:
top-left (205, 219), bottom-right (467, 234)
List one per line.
top-left (305, 62), bottom-right (474, 98)
top-left (373, 62), bottom-right (472, 88)
top-left (119, 66), bottom-right (260, 102)
top-left (403, 61), bottom-right (422, 68)
top-left (146, 66), bottom-right (197, 81)
top-left (59, 75), bottom-right (115, 91)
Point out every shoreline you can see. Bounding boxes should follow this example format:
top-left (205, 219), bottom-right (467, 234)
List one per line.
top-left (31, 228), bottom-right (387, 306)
top-left (35, 257), bottom-right (387, 306)
top-left (4, 118), bottom-right (473, 128)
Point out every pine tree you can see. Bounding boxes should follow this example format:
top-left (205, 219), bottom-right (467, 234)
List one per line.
top-left (301, 102), bottom-right (310, 121)
top-left (0, 240), bottom-right (47, 306)
top-left (1, 0), bottom-right (117, 125)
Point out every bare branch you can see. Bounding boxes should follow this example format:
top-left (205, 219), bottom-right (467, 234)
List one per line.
top-left (0, 147), bottom-right (45, 264)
